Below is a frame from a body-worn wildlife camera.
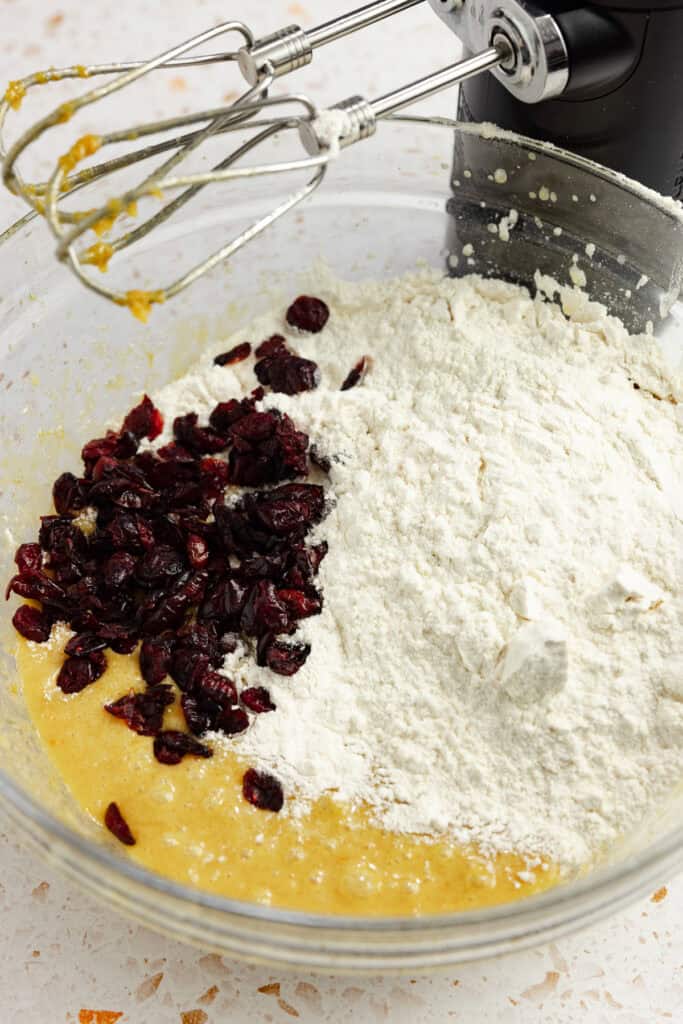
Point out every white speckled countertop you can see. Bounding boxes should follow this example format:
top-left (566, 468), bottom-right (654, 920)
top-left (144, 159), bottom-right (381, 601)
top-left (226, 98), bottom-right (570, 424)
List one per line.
top-left (1, 2), bottom-right (681, 1020)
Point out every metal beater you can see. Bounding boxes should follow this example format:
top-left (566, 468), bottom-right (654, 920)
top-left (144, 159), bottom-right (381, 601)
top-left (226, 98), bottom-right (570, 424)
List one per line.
top-left (0, 0), bottom-right (678, 316)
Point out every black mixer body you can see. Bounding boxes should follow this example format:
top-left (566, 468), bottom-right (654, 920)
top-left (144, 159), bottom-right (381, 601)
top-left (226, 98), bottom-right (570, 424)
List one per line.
top-left (453, 0), bottom-right (683, 196)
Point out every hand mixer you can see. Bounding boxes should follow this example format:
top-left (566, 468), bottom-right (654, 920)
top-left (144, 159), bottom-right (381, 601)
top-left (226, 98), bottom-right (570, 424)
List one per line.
top-left (1, 0), bottom-right (681, 317)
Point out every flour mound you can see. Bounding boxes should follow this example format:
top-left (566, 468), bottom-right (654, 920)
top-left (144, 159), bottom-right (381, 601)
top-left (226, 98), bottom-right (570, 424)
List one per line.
top-left (151, 270), bottom-right (683, 870)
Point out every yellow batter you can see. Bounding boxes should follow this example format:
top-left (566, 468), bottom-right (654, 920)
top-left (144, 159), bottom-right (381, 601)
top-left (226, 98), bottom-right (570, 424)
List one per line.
top-left (18, 632), bottom-right (558, 915)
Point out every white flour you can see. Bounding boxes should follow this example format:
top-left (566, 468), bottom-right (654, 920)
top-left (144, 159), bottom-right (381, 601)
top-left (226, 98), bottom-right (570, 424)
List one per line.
top-left (149, 269), bottom-right (683, 870)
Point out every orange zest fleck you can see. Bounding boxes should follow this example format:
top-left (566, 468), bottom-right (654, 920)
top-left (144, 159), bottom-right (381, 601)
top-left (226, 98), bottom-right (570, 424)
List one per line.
top-left (117, 289), bottom-right (166, 323)
top-left (4, 80), bottom-right (26, 110)
top-left (180, 1012), bottom-right (208, 1024)
top-left (80, 241), bottom-right (114, 273)
top-left (78, 1012), bottom-right (123, 1024)
top-left (258, 982), bottom-right (281, 996)
top-left (58, 133), bottom-right (101, 175)
top-left (651, 885), bottom-right (668, 903)
top-left (75, 64), bottom-right (90, 78)
top-left (198, 985), bottom-right (219, 1006)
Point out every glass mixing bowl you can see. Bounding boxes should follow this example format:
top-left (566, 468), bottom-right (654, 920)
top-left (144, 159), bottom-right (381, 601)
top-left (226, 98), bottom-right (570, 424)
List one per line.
top-left (0, 118), bottom-right (681, 972)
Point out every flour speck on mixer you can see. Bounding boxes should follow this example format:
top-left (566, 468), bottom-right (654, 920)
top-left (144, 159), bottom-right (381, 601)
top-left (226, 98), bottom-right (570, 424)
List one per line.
top-left (149, 268), bottom-right (683, 871)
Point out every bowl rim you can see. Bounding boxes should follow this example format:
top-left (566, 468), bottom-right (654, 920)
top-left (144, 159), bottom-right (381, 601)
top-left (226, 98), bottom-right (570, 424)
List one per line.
top-left (0, 115), bottom-right (681, 942)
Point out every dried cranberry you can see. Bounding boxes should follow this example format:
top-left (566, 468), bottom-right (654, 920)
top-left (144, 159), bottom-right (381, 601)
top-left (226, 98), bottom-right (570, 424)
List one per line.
top-left (82, 430), bottom-right (138, 472)
top-left (107, 631), bottom-right (139, 655)
top-left (286, 295), bottom-right (329, 333)
top-left (56, 650), bottom-right (107, 693)
top-left (96, 623), bottom-right (138, 653)
top-left (177, 621), bottom-right (221, 654)
top-left (197, 670), bottom-right (238, 707)
top-left (144, 516), bottom-right (179, 554)
top-left (170, 647), bottom-right (210, 692)
top-left (91, 455), bottom-right (120, 483)
top-left (263, 640), bottom-right (310, 676)
top-left (214, 341), bottom-right (251, 366)
top-left (81, 432), bottom-right (119, 469)
top-left (149, 448), bottom-right (199, 490)
top-left (12, 605), bottom-right (52, 643)
top-left (340, 356), bottom-right (368, 391)
top-left (139, 635), bottom-right (174, 685)
top-left (199, 457), bottom-right (230, 498)
top-left (105, 683), bottom-right (174, 735)
top-left (89, 472), bottom-right (157, 511)
top-left (255, 335), bottom-right (288, 358)
top-left (64, 577), bottom-right (101, 618)
top-left (101, 597), bottom-right (136, 629)
top-left (182, 570), bottom-right (209, 603)
top-left (6, 571), bottom-right (67, 607)
top-left (241, 686), bottom-right (275, 713)
top-left (39, 515), bottom-right (87, 557)
top-left (117, 430), bottom-right (142, 459)
top-left (209, 397), bottom-right (253, 434)
top-left (52, 472), bottom-right (89, 515)
top-left (254, 353), bottom-right (320, 396)
top-left (153, 730), bottom-right (212, 765)
top-left (103, 551), bottom-right (137, 589)
top-left (229, 410), bottom-right (278, 445)
top-left (216, 705), bottom-right (249, 735)
top-left (163, 480), bottom-right (204, 509)
top-left (139, 573), bottom-right (208, 634)
top-left (226, 452), bottom-right (270, 489)
top-left (238, 551), bottom-right (287, 582)
top-left (213, 500), bottom-right (270, 556)
top-left (64, 632), bottom-right (108, 657)
top-left (173, 413), bottom-right (227, 455)
top-left (277, 588), bottom-right (322, 620)
top-left (253, 483), bottom-right (325, 536)
top-left (242, 768), bottom-right (284, 812)
top-left (14, 543), bottom-right (43, 574)
top-left (106, 511), bottom-right (155, 552)
top-left (104, 801), bottom-right (136, 845)
top-left (136, 546), bottom-right (186, 587)
top-left (122, 395), bottom-right (164, 441)
top-left (200, 577), bottom-right (248, 623)
top-left (38, 525), bottom-right (87, 587)
top-left (181, 693), bottom-right (211, 736)
top-left (241, 580), bottom-right (290, 637)
top-left (226, 406), bottom-right (296, 481)
top-left (186, 533), bottom-right (209, 569)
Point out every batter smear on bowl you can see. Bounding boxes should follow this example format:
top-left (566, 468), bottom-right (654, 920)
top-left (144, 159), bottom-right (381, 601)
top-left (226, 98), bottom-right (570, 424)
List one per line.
top-left (11, 270), bottom-right (683, 915)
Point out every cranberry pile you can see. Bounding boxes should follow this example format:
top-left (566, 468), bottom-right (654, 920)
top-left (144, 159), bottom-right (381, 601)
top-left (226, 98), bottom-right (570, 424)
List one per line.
top-left (7, 295), bottom-right (348, 841)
